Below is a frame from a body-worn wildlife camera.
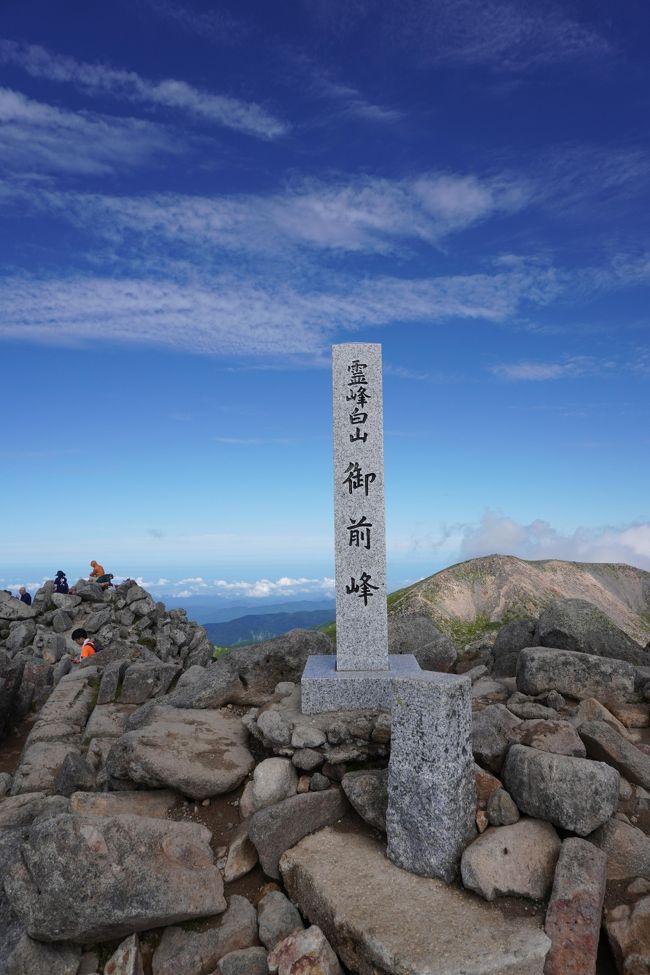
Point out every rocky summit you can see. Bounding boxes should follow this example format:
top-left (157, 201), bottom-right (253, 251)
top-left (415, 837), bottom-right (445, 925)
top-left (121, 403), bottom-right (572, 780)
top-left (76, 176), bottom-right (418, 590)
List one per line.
top-left (0, 569), bottom-right (649, 974)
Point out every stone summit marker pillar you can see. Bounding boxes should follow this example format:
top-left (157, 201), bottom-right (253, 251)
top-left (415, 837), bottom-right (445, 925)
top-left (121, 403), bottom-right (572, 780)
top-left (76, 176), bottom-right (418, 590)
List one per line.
top-left (301, 342), bottom-right (420, 714)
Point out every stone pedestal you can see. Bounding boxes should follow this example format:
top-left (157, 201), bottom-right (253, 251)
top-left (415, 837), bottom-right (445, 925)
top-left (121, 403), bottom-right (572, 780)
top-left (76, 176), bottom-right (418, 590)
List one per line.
top-left (301, 654), bottom-right (420, 714)
top-left (386, 672), bottom-right (474, 882)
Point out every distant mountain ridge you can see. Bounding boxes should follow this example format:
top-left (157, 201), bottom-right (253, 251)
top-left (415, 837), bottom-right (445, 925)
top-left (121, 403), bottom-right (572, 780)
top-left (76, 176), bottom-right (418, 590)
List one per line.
top-left (203, 609), bottom-right (335, 647)
top-left (389, 555), bottom-right (650, 646)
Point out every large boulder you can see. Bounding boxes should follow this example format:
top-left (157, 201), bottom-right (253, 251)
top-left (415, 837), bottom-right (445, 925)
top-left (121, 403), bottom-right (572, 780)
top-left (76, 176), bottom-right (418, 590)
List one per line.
top-left (2, 932), bottom-right (81, 975)
top-left (588, 818), bottom-right (650, 881)
top-left (106, 704), bottom-right (254, 799)
top-left (2, 813), bottom-right (225, 943)
top-left (517, 647), bottom-right (637, 705)
top-left (460, 819), bottom-right (561, 901)
top-left (471, 704), bottom-right (521, 773)
top-left (258, 890), bottom-right (304, 951)
top-left (502, 744), bottom-right (619, 835)
top-left (492, 620), bottom-right (537, 677)
top-left (151, 895), bottom-right (258, 975)
top-left (0, 592), bottom-right (35, 622)
top-left (578, 720), bottom-right (650, 790)
top-left (536, 599), bottom-right (648, 666)
top-left (388, 614), bottom-right (456, 672)
top-left (341, 768), bottom-right (388, 831)
top-left (169, 629), bottom-right (335, 708)
top-left (280, 827), bottom-right (551, 974)
top-left (249, 789), bottom-right (349, 880)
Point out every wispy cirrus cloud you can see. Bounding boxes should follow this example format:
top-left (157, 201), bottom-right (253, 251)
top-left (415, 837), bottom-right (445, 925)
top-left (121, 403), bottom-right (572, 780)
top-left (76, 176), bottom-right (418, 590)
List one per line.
top-left (490, 356), bottom-right (601, 381)
top-left (20, 170), bottom-right (530, 254)
top-left (136, 0), bottom-right (249, 44)
top-left (0, 88), bottom-right (181, 175)
top-left (0, 260), bottom-right (559, 359)
top-left (0, 39), bottom-right (287, 139)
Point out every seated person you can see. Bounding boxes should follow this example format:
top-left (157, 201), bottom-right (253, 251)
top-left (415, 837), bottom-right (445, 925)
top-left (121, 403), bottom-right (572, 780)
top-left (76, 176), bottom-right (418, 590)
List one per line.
top-left (71, 627), bottom-right (98, 662)
top-left (95, 572), bottom-right (114, 589)
top-left (18, 586), bottom-right (32, 606)
top-left (53, 570), bottom-right (69, 594)
top-left (89, 560), bottom-right (105, 579)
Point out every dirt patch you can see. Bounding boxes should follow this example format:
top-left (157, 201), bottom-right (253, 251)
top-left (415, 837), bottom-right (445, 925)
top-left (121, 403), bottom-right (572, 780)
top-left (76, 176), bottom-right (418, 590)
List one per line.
top-left (0, 717), bottom-right (35, 775)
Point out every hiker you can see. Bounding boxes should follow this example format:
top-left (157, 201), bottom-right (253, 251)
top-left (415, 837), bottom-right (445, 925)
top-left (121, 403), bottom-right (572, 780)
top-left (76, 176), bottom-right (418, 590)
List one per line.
top-left (96, 572), bottom-right (114, 590)
top-left (71, 627), bottom-right (98, 662)
top-left (18, 586), bottom-right (32, 606)
top-left (53, 570), bottom-right (69, 594)
top-left (89, 560), bottom-right (105, 580)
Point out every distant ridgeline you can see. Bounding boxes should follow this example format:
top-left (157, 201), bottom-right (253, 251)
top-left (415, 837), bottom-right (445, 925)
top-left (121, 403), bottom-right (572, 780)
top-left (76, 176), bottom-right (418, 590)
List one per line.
top-left (203, 610), bottom-right (335, 647)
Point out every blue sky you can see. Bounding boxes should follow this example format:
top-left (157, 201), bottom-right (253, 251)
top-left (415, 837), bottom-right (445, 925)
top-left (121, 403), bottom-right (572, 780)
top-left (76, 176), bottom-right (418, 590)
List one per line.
top-left (1, 0), bottom-right (649, 602)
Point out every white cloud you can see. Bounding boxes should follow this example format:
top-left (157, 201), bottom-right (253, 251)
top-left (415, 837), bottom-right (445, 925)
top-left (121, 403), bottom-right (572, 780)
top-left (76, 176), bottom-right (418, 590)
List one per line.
top-left (211, 576), bottom-right (335, 598)
top-left (0, 260), bottom-right (559, 359)
top-left (139, 0), bottom-right (248, 44)
top-left (23, 170), bottom-right (530, 255)
top-left (413, 510), bottom-right (650, 571)
top-left (0, 88), bottom-right (180, 175)
top-left (0, 39), bottom-right (287, 139)
top-left (491, 356), bottom-right (597, 381)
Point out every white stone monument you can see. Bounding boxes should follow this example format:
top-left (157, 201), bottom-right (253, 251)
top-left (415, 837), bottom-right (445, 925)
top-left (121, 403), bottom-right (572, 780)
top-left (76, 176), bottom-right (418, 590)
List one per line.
top-left (301, 343), bottom-right (420, 713)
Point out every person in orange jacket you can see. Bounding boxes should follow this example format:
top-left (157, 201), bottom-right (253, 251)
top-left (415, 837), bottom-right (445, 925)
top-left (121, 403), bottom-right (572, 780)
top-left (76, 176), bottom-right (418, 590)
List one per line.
top-left (71, 628), bottom-right (98, 663)
top-left (89, 560), bottom-right (105, 579)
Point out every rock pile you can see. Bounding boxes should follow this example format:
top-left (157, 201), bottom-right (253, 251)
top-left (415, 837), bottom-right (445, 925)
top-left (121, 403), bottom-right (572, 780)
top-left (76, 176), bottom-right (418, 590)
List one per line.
top-left (0, 591), bottom-right (648, 975)
top-left (0, 579), bottom-right (213, 738)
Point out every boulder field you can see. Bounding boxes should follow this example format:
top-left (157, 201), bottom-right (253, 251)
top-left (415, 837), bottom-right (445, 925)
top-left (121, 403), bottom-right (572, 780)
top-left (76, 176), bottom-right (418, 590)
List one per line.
top-left (0, 583), bottom-right (649, 974)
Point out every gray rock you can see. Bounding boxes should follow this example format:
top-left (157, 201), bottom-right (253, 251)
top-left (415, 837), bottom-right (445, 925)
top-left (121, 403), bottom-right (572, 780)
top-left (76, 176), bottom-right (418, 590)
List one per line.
top-left (152, 895), bottom-right (258, 975)
top-left (53, 753), bottom-right (96, 797)
top-left (0, 772), bottom-right (12, 798)
top-left (0, 793), bottom-right (70, 829)
top-left (5, 620), bottom-right (36, 653)
top-left (512, 718), bottom-right (587, 757)
top-left (3, 813), bottom-right (225, 942)
top-left (103, 934), bottom-right (143, 975)
top-left (168, 629), bottom-right (335, 708)
top-left (257, 709), bottom-right (293, 747)
top-left (472, 704), bottom-right (521, 773)
top-left (492, 620), bottom-right (537, 677)
top-left (486, 788), bottom-right (519, 826)
top-left (10, 741), bottom-right (81, 795)
top-left (224, 823), bottom-right (258, 883)
top-left (4, 932), bottom-right (81, 975)
top-left (119, 662), bottom-right (180, 704)
top-left (341, 768), bottom-right (388, 831)
top-left (461, 819), bottom-right (561, 901)
top-left (517, 647), bottom-right (637, 705)
top-left (280, 828), bottom-right (551, 975)
top-left (291, 725), bottom-right (326, 749)
top-left (258, 890), bottom-right (304, 951)
top-left (51, 593), bottom-right (82, 612)
top-left (292, 749), bottom-right (323, 771)
top-left (84, 607), bottom-right (112, 634)
top-left (537, 598), bottom-right (647, 665)
top-left (503, 744), bottom-right (619, 835)
top-left (267, 925), bottom-right (341, 975)
top-left (249, 789), bottom-right (349, 880)
top-left (606, 896), bottom-right (650, 974)
top-left (252, 758), bottom-right (298, 811)
top-left (0, 651), bottom-right (23, 737)
top-left (84, 703), bottom-right (136, 742)
top-left (310, 773), bottom-right (330, 791)
top-left (106, 704), bottom-right (254, 799)
top-left (588, 818), bottom-right (650, 881)
top-left (97, 660), bottom-right (128, 704)
top-left (506, 692), bottom-right (558, 721)
top-left (388, 614), bottom-right (456, 672)
top-left (69, 790), bottom-right (177, 819)
top-left (217, 947), bottom-right (268, 975)
top-left (578, 719), bottom-right (650, 789)
top-left (0, 592), bottom-right (35, 621)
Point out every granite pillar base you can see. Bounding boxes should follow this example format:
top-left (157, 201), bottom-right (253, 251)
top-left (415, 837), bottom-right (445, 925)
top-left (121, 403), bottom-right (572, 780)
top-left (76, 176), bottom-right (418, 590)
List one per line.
top-left (386, 671), bottom-right (474, 883)
top-left (300, 654), bottom-right (420, 714)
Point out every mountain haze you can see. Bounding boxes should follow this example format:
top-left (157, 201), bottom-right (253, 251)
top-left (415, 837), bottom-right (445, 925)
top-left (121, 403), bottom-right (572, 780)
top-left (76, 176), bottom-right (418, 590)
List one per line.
top-left (389, 555), bottom-right (650, 646)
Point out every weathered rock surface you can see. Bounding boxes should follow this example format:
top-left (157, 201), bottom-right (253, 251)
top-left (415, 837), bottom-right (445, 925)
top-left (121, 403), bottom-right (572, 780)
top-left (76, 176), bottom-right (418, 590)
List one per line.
top-left (543, 837), bottom-right (607, 975)
top-left (119, 662), bottom-right (180, 704)
top-left (104, 934), bottom-right (144, 975)
top-left (152, 895), bottom-right (258, 975)
top-left (280, 827), bottom-right (551, 974)
top-left (578, 720), bottom-right (650, 789)
top-left (517, 648), bottom-right (637, 705)
top-left (169, 629), bottom-right (335, 708)
top-left (251, 758), bottom-right (298, 811)
top-left (69, 789), bottom-right (178, 818)
top-left (460, 819), bottom-right (560, 901)
top-left (472, 704), bottom-right (521, 772)
top-left (3, 932), bottom-right (81, 975)
top-left (486, 788), bottom-right (519, 826)
top-left (53, 752), bottom-right (96, 796)
top-left (537, 598), bottom-right (648, 665)
top-left (589, 818), bottom-right (650, 881)
top-left (267, 925), bottom-right (342, 975)
top-left (0, 792), bottom-right (69, 828)
top-left (606, 896), bottom-right (650, 975)
top-left (224, 823), bottom-right (258, 883)
top-left (492, 620), bottom-right (538, 677)
top-left (506, 692), bottom-right (559, 722)
top-left (249, 789), bottom-right (348, 880)
top-left (503, 744), bottom-right (619, 835)
top-left (258, 890), bottom-right (304, 951)
top-left (2, 813), bottom-right (225, 942)
top-left (341, 768), bottom-right (388, 831)
top-left (512, 718), bottom-right (586, 757)
top-left (106, 705), bottom-right (254, 799)
top-left (388, 614), bottom-right (456, 672)
top-left (217, 947), bottom-right (269, 975)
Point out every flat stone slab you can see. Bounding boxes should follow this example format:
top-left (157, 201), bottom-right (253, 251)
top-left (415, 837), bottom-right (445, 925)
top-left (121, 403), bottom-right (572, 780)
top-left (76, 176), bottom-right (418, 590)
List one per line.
top-left (69, 790), bottom-right (178, 819)
top-left (301, 654), bottom-right (420, 714)
top-left (83, 704), bottom-right (138, 742)
top-left (280, 827), bottom-right (551, 975)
